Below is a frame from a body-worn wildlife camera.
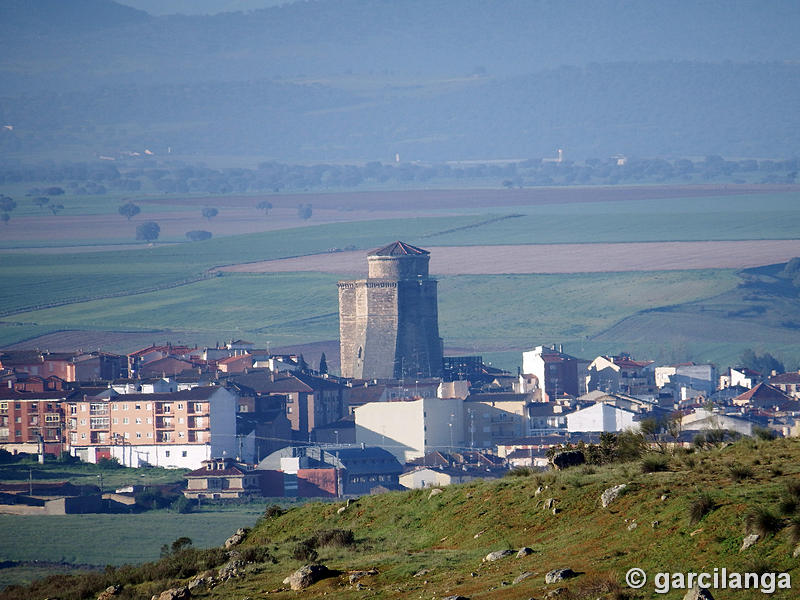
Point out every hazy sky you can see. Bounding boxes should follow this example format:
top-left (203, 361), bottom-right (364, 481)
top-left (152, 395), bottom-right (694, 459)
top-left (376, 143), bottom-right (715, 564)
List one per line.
top-left (115, 0), bottom-right (294, 15)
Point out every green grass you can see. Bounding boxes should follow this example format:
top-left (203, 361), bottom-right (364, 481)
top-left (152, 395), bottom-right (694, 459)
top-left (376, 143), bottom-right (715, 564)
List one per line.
top-left (0, 509), bottom-right (263, 566)
top-left (7, 438), bottom-right (800, 599)
top-left (426, 192), bottom-right (800, 245)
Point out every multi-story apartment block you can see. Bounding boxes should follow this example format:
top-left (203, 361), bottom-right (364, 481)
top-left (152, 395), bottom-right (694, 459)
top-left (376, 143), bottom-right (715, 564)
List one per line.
top-left (67, 386), bottom-right (237, 469)
top-left (0, 389), bottom-right (72, 455)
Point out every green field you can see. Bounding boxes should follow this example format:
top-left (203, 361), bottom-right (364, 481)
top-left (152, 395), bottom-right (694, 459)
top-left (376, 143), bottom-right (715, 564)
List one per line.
top-left (2, 189), bottom-right (800, 370)
top-left (0, 509), bottom-right (263, 567)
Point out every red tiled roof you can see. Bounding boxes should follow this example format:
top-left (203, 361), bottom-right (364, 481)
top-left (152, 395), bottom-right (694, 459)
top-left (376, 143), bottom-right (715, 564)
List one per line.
top-left (0, 389), bottom-right (76, 400)
top-left (769, 372), bottom-right (800, 384)
top-left (185, 465), bottom-right (247, 477)
top-left (734, 382), bottom-right (792, 405)
top-left (369, 241), bottom-right (429, 256)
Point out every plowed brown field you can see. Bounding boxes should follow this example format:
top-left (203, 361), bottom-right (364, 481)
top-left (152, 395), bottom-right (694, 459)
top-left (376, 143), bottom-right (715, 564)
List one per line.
top-left (216, 239), bottom-right (800, 275)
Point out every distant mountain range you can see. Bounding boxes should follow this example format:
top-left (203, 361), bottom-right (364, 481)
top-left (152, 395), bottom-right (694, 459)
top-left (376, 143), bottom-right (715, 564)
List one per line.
top-left (1, 0), bottom-right (799, 162)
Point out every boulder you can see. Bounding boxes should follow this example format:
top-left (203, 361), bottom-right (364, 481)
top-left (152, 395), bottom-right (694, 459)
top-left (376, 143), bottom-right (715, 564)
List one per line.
top-left (282, 564), bottom-right (334, 591)
top-left (600, 484), bottom-right (627, 508)
top-left (97, 585), bottom-right (121, 600)
top-left (793, 544), bottom-right (800, 558)
top-left (152, 587), bottom-right (190, 600)
top-left (740, 533), bottom-right (759, 551)
top-left (337, 505), bottom-right (347, 514)
top-left (443, 596), bottom-right (470, 600)
top-left (683, 584), bottom-right (715, 600)
top-left (543, 498), bottom-right (557, 510)
top-left (627, 520), bottom-right (638, 531)
top-left (429, 488), bottom-right (444, 498)
top-left (516, 547), bottom-right (533, 558)
top-left (551, 450), bottom-right (585, 470)
top-left (513, 571), bottom-right (535, 584)
top-left (545, 568), bottom-right (576, 584)
top-left (413, 568), bottom-right (431, 577)
top-left (483, 549), bottom-right (515, 562)
top-left (224, 528), bottom-right (249, 549)
top-left (349, 569), bottom-right (378, 584)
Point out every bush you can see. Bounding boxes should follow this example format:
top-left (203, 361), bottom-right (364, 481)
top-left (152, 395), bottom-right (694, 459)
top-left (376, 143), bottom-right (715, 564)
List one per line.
top-left (238, 546), bottom-right (275, 564)
top-left (745, 507), bottom-right (783, 537)
top-left (264, 504), bottom-right (284, 519)
top-left (311, 528), bottom-right (355, 548)
top-left (688, 492), bottom-right (716, 525)
top-left (753, 426), bottom-right (777, 441)
top-left (171, 495), bottom-right (197, 514)
top-left (505, 466), bottom-right (534, 477)
top-left (97, 456), bottom-right (122, 469)
top-left (727, 463), bottom-right (754, 481)
top-left (641, 453), bottom-right (670, 473)
top-left (291, 540), bottom-right (318, 562)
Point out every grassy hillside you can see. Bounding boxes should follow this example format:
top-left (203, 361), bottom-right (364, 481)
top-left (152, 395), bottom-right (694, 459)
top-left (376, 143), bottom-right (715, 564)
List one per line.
top-left (9, 437), bottom-right (800, 599)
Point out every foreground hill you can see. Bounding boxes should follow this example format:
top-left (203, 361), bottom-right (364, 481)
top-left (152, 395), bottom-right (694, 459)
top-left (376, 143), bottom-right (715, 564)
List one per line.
top-left (9, 437), bottom-right (800, 599)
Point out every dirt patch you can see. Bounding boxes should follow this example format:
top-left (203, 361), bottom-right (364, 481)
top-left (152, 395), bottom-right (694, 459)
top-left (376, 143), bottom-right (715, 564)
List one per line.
top-left (216, 240), bottom-right (800, 275)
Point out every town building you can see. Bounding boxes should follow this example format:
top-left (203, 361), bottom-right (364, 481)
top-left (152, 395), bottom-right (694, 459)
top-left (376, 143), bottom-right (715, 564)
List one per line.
top-left (338, 241), bottom-right (443, 380)
top-left (522, 345), bottom-right (579, 399)
top-left (67, 386), bottom-right (238, 468)
top-left (354, 397), bottom-right (464, 463)
top-left (0, 388), bottom-right (73, 455)
top-left (183, 457), bottom-right (261, 500)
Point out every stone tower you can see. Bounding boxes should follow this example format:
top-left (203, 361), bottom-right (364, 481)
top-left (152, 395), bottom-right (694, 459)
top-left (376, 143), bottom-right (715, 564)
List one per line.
top-left (338, 241), bottom-right (443, 380)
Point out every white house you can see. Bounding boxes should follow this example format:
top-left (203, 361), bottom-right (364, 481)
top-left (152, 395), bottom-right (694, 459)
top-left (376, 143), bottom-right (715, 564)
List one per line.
top-left (354, 398), bottom-right (464, 463)
top-left (566, 402), bottom-right (638, 433)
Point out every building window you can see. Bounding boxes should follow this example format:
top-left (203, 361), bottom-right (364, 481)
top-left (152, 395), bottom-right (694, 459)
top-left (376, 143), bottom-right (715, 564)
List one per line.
top-left (136, 432), bottom-right (142, 438)
top-left (182, 451), bottom-right (187, 457)
top-left (124, 432), bottom-right (130, 439)
top-left (147, 417), bottom-right (152, 424)
top-left (135, 404), bottom-right (141, 410)
top-left (177, 403), bottom-right (184, 410)
top-left (165, 450), bottom-right (170, 457)
top-left (135, 418), bottom-right (142, 424)
top-left (178, 417), bottom-right (184, 424)
top-left (194, 403), bottom-right (203, 412)
top-left (287, 407), bottom-right (293, 414)
top-left (147, 432), bottom-right (153, 438)
top-left (80, 433), bottom-right (86, 439)
top-left (122, 404), bottom-right (128, 411)
top-left (112, 404), bottom-right (118, 411)
top-left (146, 403), bottom-right (152, 410)
top-left (113, 418), bottom-right (118, 424)
top-left (122, 418), bottom-right (129, 424)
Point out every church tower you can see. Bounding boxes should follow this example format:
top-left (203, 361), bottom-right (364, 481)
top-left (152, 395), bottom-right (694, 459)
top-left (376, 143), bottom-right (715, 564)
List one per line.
top-left (338, 241), bottom-right (443, 380)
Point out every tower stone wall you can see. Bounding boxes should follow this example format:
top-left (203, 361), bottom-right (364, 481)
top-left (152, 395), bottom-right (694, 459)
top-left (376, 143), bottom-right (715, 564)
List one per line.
top-left (339, 242), bottom-right (443, 380)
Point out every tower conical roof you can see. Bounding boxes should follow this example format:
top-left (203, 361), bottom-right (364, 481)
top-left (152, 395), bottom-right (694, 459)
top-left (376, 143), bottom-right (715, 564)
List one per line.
top-left (369, 241), bottom-right (429, 256)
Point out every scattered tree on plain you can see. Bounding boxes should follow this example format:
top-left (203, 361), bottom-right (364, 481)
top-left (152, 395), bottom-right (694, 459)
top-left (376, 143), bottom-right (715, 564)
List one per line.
top-left (49, 203), bottom-right (65, 215)
top-left (297, 203), bottom-right (312, 220)
top-left (0, 195), bottom-right (16, 213)
top-left (118, 201), bottom-right (141, 220)
top-left (256, 200), bottom-right (273, 215)
top-left (186, 230), bottom-right (212, 242)
top-left (202, 207), bottom-right (218, 221)
top-left (33, 196), bottom-right (50, 210)
top-left (136, 220), bottom-right (160, 243)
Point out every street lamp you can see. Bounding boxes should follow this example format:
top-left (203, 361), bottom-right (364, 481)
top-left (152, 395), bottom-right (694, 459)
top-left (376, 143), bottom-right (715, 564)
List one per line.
top-left (334, 430), bottom-right (339, 445)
